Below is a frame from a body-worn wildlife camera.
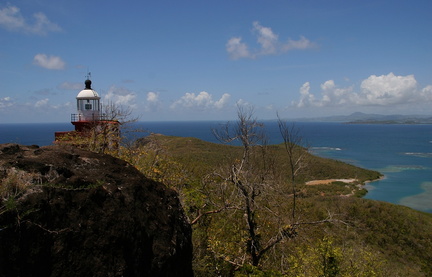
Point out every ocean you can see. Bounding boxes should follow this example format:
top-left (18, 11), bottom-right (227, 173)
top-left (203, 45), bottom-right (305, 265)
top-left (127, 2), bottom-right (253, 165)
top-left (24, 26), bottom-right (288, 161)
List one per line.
top-left (1, 121), bottom-right (431, 213)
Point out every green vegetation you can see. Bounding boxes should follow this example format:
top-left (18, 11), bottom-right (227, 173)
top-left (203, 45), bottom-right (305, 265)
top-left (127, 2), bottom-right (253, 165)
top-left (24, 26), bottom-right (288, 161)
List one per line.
top-left (0, 167), bottom-right (40, 214)
top-left (6, 105), bottom-right (431, 276)
top-left (0, 164), bottom-right (104, 221)
top-left (135, 134), bottom-right (380, 188)
top-left (132, 132), bottom-right (432, 276)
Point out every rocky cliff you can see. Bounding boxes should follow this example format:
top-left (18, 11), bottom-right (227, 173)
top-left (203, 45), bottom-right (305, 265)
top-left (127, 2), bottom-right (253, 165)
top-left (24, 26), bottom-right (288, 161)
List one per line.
top-left (0, 143), bottom-right (193, 277)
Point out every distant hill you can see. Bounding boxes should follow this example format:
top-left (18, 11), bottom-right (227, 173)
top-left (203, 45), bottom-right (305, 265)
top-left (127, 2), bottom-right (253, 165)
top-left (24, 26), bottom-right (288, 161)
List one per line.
top-left (294, 112), bottom-right (432, 124)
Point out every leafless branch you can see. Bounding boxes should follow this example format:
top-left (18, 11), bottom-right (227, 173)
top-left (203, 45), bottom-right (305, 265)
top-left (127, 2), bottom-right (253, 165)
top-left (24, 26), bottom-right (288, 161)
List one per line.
top-left (190, 205), bottom-right (238, 225)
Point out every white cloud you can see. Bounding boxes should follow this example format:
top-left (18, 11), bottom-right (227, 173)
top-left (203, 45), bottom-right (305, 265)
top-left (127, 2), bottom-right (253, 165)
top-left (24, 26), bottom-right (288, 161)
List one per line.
top-left (147, 91), bottom-right (159, 103)
top-left (0, 5), bottom-right (61, 35)
top-left (214, 93), bottom-right (230, 109)
top-left (33, 54), bottom-right (65, 70)
top-left (34, 98), bottom-right (49, 108)
top-left (358, 73), bottom-right (417, 105)
top-left (30, 99), bottom-right (71, 111)
top-left (319, 80), bottom-right (354, 106)
top-left (0, 96), bottom-right (13, 109)
top-left (145, 91), bottom-right (161, 112)
top-left (0, 95), bottom-right (75, 122)
top-left (282, 36), bottom-right (315, 51)
top-left (226, 37), bottom-right (251, 60)
top-left (171, 91), bottom-right (231, 110)
top-left (235, 99), bottom-right (251, 107)
top-left (226, 21), bottom-right (316, 60)
top-left (294, 73), bottom-right (431, 109)
top-left (420, 85), bottom-right (432, 101)
top-left (253, 21), bottom-right (278, 55)
top-left (297, 82), bottom-right (315, 107)
top-left (104, 86), bottom-right (137, 108)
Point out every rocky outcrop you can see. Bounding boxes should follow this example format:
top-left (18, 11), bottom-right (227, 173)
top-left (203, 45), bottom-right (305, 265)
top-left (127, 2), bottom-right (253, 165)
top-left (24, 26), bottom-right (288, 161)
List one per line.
top-left (0, 143), bottom-right (193, 277)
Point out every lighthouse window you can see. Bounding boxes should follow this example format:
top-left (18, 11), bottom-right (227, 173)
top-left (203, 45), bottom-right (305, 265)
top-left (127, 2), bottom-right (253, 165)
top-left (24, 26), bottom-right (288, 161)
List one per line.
top-left (85, 103), bottom-right (92, 110)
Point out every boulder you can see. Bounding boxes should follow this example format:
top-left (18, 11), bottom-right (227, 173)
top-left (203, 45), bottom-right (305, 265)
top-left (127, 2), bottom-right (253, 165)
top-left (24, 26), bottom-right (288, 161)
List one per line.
top-left (0, 143), bottom-right (193, 277)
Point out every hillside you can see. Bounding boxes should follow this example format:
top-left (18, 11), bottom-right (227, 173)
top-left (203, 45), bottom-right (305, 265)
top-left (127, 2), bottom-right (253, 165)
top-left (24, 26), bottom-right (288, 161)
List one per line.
top-left (1, 135), bottom-right (431, 276)
top-left (137, 134), bottom-right (381, 195)
top-left (137, 134), bottom-right (432, 276)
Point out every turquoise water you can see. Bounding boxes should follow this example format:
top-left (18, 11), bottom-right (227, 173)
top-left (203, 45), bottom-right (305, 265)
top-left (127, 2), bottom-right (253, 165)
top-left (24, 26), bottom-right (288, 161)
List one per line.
top-left (1, 121), bottom-right (431, 213)
top-left (293, 123), bottom-right (432, 213)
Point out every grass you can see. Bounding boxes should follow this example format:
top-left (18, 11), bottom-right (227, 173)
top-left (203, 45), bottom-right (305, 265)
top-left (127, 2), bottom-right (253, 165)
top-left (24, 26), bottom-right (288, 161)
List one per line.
top-left (137, 134), bottom-right (381, 185)
top-left (0, 167), bottom-right (41, 212)
top-left (136, 134), bottom-right (432, 276)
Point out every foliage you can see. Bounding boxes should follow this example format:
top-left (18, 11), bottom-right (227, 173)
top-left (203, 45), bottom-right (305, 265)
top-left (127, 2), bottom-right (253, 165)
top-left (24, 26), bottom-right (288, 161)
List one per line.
top-left (208, 106), bottom-right (283, 267)
top-left (0, 167), bottom-right (41, 214)
top-left (56, 122), bottom-right (121, 155)
top-left (287, 236), bottom-right (387, 277)
top-left (56, 102), bottom-right (140, 155)
top-left (135, 132), bottom-right (431, 276)
top-left (136, 135), bottom-right (380, 186)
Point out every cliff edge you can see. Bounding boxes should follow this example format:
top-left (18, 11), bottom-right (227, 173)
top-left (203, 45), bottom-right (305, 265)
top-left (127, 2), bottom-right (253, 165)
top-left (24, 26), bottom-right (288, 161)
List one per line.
top-left (0, 143), bottom-right (193, 277)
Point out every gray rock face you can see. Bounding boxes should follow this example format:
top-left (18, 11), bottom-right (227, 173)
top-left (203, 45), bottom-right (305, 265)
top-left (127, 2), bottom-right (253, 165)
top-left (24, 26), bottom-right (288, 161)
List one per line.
top-left (0, 143), bottom-right (193, 277)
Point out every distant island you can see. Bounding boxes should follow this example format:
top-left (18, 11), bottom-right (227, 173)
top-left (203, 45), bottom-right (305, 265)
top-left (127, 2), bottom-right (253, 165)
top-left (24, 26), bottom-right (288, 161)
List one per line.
top-left (294, 112), bottom-right (432, 124)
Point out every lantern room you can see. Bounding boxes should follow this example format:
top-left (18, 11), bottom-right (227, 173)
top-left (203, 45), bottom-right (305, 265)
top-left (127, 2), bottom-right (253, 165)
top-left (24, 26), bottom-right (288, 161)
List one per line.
top-left (74, 79), bottom-right (101, 122)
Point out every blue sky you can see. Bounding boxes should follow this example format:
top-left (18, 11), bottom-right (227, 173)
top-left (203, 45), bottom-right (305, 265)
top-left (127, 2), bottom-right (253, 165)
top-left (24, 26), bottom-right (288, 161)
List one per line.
top-left (1, 0), bottom-right (431, 123)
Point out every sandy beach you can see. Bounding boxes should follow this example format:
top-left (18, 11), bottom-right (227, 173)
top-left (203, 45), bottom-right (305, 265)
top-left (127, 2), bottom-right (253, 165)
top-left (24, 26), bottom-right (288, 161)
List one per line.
top-left (305, 179), bottom-right (357, 186)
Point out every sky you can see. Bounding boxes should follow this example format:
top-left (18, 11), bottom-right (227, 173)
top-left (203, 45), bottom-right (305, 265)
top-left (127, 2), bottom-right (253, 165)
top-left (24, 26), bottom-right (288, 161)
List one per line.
top-left (0, 0), bottom-right (431, 123)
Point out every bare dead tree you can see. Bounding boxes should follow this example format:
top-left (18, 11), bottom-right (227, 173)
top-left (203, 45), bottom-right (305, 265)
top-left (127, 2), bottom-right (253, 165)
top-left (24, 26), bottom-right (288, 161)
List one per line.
top-left (101, 102), bottom-right (139, 124)
top-left (196, 107), bottom-right (337, 271)
top-left (209, 105), bottom-right (298, 267)
top-left (100, 102), bottom-right (145, 153)
top-left (212, 105), bottom-right (267, 266)
top-left (277, 113), bottom-right (309, 222)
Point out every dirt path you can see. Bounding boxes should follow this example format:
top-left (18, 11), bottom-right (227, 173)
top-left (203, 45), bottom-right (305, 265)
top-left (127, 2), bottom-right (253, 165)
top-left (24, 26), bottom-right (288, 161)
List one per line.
top-left (305, 178), bottom-right (357, 186)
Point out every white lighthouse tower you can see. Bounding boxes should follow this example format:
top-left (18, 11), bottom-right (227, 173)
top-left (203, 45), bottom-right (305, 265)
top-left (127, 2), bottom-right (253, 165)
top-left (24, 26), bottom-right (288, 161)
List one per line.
top-left (55, 75), bottom-right (120, 149)
top-left (73, 77), bottom-right (101, 122)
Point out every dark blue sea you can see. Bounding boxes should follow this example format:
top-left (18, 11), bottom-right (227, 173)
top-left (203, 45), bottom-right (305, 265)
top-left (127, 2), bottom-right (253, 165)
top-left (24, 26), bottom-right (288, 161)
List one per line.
top-left (1, 121), bottom-right (431, 213)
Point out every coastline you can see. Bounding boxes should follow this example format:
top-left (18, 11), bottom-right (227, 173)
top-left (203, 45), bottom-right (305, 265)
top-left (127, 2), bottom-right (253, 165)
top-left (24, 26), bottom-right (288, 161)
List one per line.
top-left (363, 175), bottom-right (386, 194)
top-left (305, 175), bottom-right (385, 198)
top-left (305, 179), bottom-right (357, 186)
top-left (1, 121), bottom-right (430, 213)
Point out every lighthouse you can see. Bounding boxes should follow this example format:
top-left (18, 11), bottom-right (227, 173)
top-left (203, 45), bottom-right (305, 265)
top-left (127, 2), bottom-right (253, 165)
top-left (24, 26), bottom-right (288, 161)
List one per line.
top-left (54, 75), bottom-right (120, 151)
top-left (72, 77), bottom-right (102, 131)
